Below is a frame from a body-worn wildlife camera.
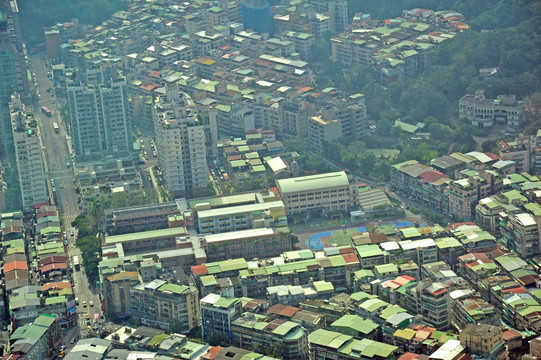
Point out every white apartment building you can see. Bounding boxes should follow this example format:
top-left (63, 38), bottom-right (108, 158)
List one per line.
top-left (200, 293), bottom-right (242, 344)
top-left (67, 69), bottom-right (131, 159)
top-left (154, 83), bottom-right (208, 199)
top-left (459, 90), bottom-right (524, 130)
top-left (10, 95), bottom-right (48, 208)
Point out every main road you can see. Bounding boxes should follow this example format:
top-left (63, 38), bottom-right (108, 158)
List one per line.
top-left (31, 54), bottom-right (102, 339)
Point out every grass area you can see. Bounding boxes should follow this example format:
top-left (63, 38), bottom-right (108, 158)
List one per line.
top-left (324, 228), bottom-right (359, 247)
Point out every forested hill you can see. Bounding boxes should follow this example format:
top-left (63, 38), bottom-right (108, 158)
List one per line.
top-left (19, 0), bottom-right (128, 49)
top-left (347, 0), bottom-right (534, 30)
top-left (311, 0), bottom-right (541, 136)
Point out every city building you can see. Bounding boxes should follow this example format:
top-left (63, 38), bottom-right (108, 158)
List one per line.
top-left (104, 201), bottom-right (180, 234)
top-left (66, 68), bottom-right (131, 160)
top-left (9, 94), bottom-right (48, 208)
top-left (276, 171), bottom-right (358, 218)
top-left (200, 293), bottom-right (243, 344)
top-left (64, 338), bottom-right (112, 360)
top-left (130, 279), bottom-right (200, 333)
top-left (459, 324), bottom-right (507, 360)
top-left (154, 83), bottom-right (208, 199)
top-left (204, 227), bottom-right (291, 262)
top-left (308, 329), bottom-right (398, 360)
top-left (241, 0), bottom-right (274, 36)
top-left (459, 90), bottom-right (524, 130)
top-left (448, 170), bottom-right (502, 221)
top-left (500, 135), bottom-right (531, 173)
top-left (230, 314), bottom-right (309, 359)
top-left (0, 0), bottom-right (29, 104)
top-left (195, 196), bottom-right (286, 234)
top-left (499, 212), bottom-right (540, 258)
top-left (9, 314), bottom-right (60, 360)
top-left (307, 115), bottom-right (341, 152)
top-left (102, 270), bottom-right (140, 318)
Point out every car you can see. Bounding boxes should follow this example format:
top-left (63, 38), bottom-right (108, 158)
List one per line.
top-left (70, 231), bottom-right (74, 236)
top-left (85, 313), bottom-right (90, 320)
top-left (82, 301), bottom-right (87, 307)
top-left (75, 297), bottom-right (79, 305)
top-left (59, 183), bottom-right (63, 189)
top-left (69, 339), bottom-right (76, 345)
top-left (89, 300), bottom-right (94, 307)
top-left (87, 325), bottom-right (91, 332)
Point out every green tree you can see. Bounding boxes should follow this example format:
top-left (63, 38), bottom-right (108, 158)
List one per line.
top-left (272, 341), bottom-right (289, 358)
top-left (167, 319), bottom-right (185, 334)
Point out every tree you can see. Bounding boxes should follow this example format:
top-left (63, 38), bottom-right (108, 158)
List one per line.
top-left (272, 341), bottom-right (289, 358)
top-left (482, 139), bottom-right (499, 153)
top-left (167, 319), bottom-right (185, 334)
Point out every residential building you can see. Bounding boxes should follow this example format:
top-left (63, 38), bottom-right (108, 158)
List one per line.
top-left (211, 103), bottom-right (255, 139)
top-left (154, 83), bottom-right (208, 199)
top-left (67, 68), bottom-right (131, 160)
top-left (0, 0), bottom-right (29, 104)
top-left (130, 279), bottom-right (199, 333)
top-left (276, 171), bottom-right (358, 217)
top-left (200, 293), bottom-right (243, 344)
top-left (499, 212), bottom-right (540, 258)
top-left (308, 115), bottom-right (341, 152)
top-left (308, 329), bottom-right (398, 360)
top-left (390, 160), bottom-right (450, 212)
top-left (500, 135), bottom-right (530, 173)
top-left (532, 130), bottom-right (541, 175)
top-left (475, 196), bottom-right (506, 233)
top-left (398, 279), bottom-right (449, 329)
top-left (327, 0), bottom-right (348, 33)
top-left (284, 31), bottom-right (315, 61)
top-left (9, 314), bottom-right (59, 360)
top-left (64, 338), bottom-right (112, 360)
top-left (230, 314), bottom-right (309, 359)
top-left (448, 170), bottom-right (502, 221)
top-left (329, 314), bottom-right (379, 340)
top-left (102, 271), bottom-right (140, 318)
top-left (459, 90), bottom-right (524, 130)
top-left (241, 0), bottom-right (274, 36)
top-left (10, 94), bottom-right (48, 208)
top-left (448, 289), bottom-right (495, 330)
top-left (459, 324), bottom-right (507, 360)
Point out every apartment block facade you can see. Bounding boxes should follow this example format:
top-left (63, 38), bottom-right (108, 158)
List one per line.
top-left (10, 95), bottom-right (48, 208)
top-left (499, 212), bottom-right (540, 258)
top-left (200, 293), bottom-right (243, 344)
top-left (67, 69), bottom-right (131, 159)
top-left (130, 279), bottom-right (199, 333)
top-left (154, 84), bottom-right (208, 199)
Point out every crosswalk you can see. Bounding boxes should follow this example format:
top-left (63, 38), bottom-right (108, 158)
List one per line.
top-left (62, 214), bottom-right (79, 220)
top-left (48, 169), bottom-right (72, 176)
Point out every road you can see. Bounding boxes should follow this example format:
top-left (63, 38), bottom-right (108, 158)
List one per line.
top-left (31, 54), bottom-right (102, 340)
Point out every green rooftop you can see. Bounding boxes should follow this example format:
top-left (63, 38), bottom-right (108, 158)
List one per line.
top-left (105, 227), bottom-right (187, 244)
top-left (330, 314), bottom-right (379, 335)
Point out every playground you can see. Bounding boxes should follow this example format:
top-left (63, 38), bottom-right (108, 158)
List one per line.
top-left (305, 222), bottom-right (416, 251)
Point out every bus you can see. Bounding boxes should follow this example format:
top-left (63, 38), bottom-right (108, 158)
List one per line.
top-left (53, 122), bottom-right (59, 133)
top-left (73, 255), bottom-right (80, 271)
top-left (41, 106), bottom-right (51, 117)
